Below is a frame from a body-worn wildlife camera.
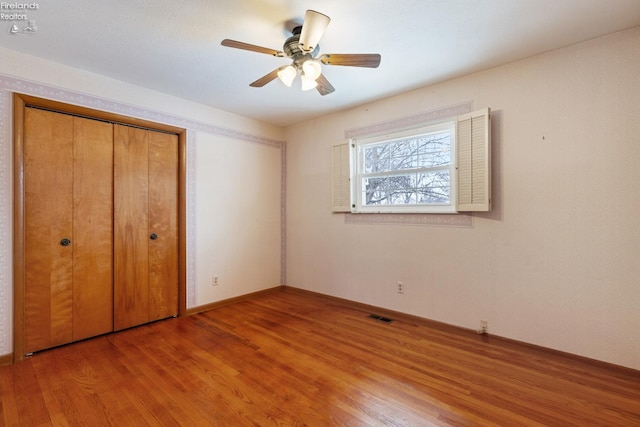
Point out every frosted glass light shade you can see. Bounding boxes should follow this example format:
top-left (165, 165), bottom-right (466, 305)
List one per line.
top-left (299, 10), bottom-right (330, 53)
top-left (277, 65), bottom-right (297, 87)
top-left (302, 60), bottom-right (322, 81)
top-left (300, 73), bottom-right (318, 91)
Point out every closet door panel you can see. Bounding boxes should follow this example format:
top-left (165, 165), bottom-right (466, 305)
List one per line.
top-left (148, 132), bottom-right (179, 321)
top-left (72, 117), bottom-right (114, 340)
top-left (20, 97), bottom-right (182, 357)
top-left (24, 108), bottom-right (74, 353)
top-left (114, 125), bottom-right (150, 330)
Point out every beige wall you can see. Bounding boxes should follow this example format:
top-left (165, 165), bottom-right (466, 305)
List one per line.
top-left (284, 27), bottom-right (640, 370)
top-left (0, 47), bottom-right (283, 356)
top-left (194, 133), bottom-right (282, 304)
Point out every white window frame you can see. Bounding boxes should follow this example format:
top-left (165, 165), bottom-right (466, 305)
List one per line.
top-left (331, 108), bottom-right (491, 214)
top-left (353, 121), bottom-right (457, 214)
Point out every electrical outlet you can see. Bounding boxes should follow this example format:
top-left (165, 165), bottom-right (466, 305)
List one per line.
top-left (397, 281), bottom-right (404, 294)
top-left (478, 320), bottom-right (488, 334)
top-left (212, 276), bottom-right (219, 286)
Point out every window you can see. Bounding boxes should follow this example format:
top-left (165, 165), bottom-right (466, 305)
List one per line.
top-left (356, 122), bottom-right (455, 213)
top-left (332, 108), bottom-right (490, 214)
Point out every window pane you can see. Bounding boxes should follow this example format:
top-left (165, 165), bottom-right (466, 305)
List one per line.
top-left (417, 132), bottom-right (451, 167)
top-left (416, 170), bottom-right (450, 203)
top-left (388, 139), bottom-right (416, 171)
top-left (364, 170), bottom-right (451, 206)
top-left (364, 145), bottom-right (389, 173)
top-left (363, 177), bottom-right (388, 205)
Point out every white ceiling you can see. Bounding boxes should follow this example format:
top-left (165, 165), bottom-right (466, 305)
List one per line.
top-left (2, 0), bottom-right (640, 127)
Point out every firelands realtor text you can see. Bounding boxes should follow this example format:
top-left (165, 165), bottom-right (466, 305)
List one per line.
top-left (1, 2), bottom-right (38, 20)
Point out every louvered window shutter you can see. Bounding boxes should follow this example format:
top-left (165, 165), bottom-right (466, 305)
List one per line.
top-left (456, 108), bottom-right (491, 211)
top-left (331, 140), bottom-right (352, 212)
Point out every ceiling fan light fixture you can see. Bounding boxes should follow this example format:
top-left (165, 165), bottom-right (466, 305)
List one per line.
top-left (277, 65), bottom-right (297, 87)
top-left (298, 10), bottom-right (330, 53)
top-left (220, 9), bottom-right (380, 97)
top-left (302, 59), bottom-right (322, 81)
top-left (300, 73), bottom-right (318, 91)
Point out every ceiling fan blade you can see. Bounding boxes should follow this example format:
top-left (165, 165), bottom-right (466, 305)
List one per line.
top-left (249, 69), bottom-right (281, 87)
top-left (221, 39), bottom-right (284, 57)
top-left (298, 10), bottom-right (330, 53)
top-left (320, 53), bottom-right (381, 68)
top-left (315, 74), bottom-right (335, 96)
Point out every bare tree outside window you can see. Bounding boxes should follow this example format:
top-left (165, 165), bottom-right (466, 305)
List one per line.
top-left (361, 132), bottom-right (452, 206)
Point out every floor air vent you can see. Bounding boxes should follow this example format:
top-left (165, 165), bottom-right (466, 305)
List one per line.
top-left (368, 314), bottom-right (394, 324)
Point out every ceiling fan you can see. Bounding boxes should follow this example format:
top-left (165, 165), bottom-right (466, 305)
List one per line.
top-left (221, 10), bottom-right (381, 96)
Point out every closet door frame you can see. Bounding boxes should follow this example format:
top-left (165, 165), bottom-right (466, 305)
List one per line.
top-left (12, 93), bottom-right (188, 363)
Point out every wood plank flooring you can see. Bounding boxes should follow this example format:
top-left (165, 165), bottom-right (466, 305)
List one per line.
top-left (1, 287), bottom-right (639, 426)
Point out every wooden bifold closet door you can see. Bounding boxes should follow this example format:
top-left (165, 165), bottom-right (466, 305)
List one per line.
top-left (22, 106), bottom-right (179, 354)
top-left (24, 108), bottom-right (113, 354)
top-left (113, 125), bottom-right (179, 331)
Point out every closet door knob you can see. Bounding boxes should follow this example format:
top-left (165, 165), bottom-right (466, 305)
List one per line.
top-left (60, 238), bottom-right (71, 246)
top-left (150, 233), bottom-right (158, 240)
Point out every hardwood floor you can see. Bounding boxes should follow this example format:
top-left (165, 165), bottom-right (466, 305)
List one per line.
top-left (1, 287), bottom-right (639, 426)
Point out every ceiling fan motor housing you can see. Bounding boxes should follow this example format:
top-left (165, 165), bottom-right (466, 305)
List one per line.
top-left (284, 26), bottom-right (319, 67)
